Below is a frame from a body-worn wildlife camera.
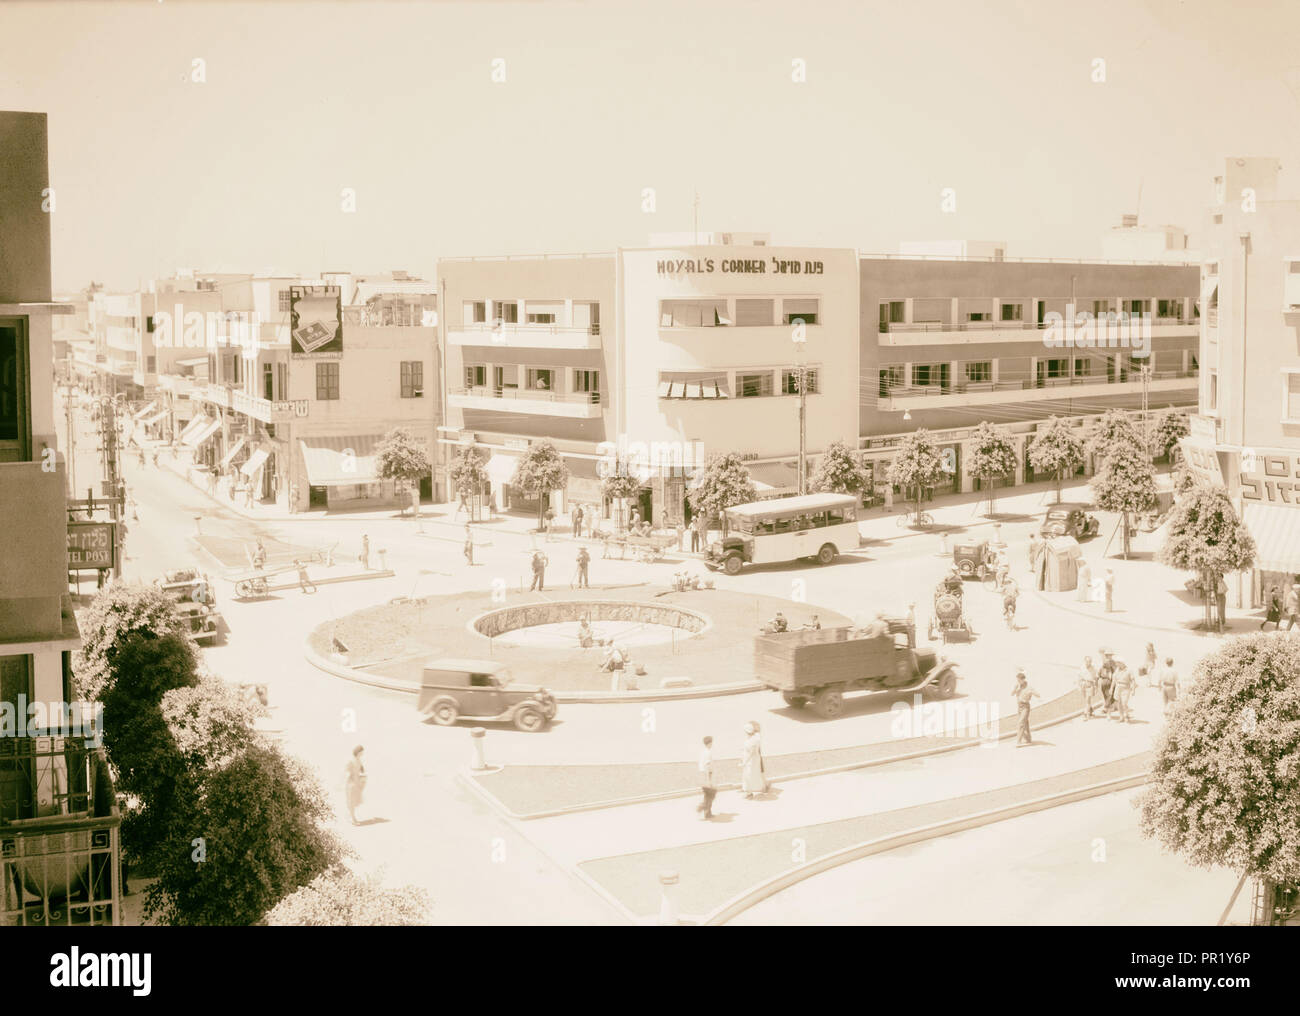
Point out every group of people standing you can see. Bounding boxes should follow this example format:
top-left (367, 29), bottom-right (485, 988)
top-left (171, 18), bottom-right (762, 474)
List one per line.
top-left (1261, 581), bottom-right (1300, 631)
top-left (1078, 642), bottom-right (1180, 722)
top-left (696, 722), bottom-right (767, 820)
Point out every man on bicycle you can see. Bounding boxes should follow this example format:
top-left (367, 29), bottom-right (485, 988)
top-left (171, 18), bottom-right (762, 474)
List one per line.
top-left (1001, 577), bottom-right (1019, 630)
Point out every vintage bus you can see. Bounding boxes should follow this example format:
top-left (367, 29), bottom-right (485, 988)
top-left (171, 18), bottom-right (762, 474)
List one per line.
top-left (705, 492), bottom-right (861, 575)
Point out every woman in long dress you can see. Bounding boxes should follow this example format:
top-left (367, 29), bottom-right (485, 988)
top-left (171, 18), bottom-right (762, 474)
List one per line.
top-left (344, 745), bottom-right (366, 826)
top-left (741, 722), bottom-right (766, 798)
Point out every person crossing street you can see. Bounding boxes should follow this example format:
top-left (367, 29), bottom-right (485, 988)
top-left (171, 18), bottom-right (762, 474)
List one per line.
top-left (530, 549), bottom-right (548, 591)
top-left (575, 545), bottom-right (590, 589)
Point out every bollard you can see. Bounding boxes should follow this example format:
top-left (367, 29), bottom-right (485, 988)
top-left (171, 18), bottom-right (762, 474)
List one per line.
top-left (377, 548), bottom-right (388, 571)
top-left (938, 532), bottom-right (948, 556)
top-left (658, 870), bottom-right (680, 926)
top-left (470, 727), bottom-right (488, 771)
top-left (194, 515), bottom-right (202, 536)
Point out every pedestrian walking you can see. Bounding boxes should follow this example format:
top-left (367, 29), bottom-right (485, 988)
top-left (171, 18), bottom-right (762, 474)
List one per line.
top-left (1027, 532), bottom-right (1042, 574)
top-left (572, 503), bottom-right (584, 538)
top-left (691, 514), bottom-right (705, 553)
top-left (1104, 568), bottom-right (1115, 613)
top-left (294, 558), bottom-right (317, 594)
top-left (344, 745), bottom-right (366, 826)
top-left (575, 545), bottom-right (590, 588)
top-left (1078, 656), bottom-right (1098, 719)
top-left (1076, 559), bottom-right (1092, 602)
top-left (1138, 640), bottom-right (1158, 687)
top-left (359, 534), bottom-right (370, 570)
top-left (696, 736), bottom-right (716, 820)
top-left (1115, 659), bottom-right (1136, 723)
top-left (544, 506), bottom-right (555, 541)
top-left (1097, 650), bottom-right (1117, 714)
top-left (1215, 575), bottom-right (1228, 632)
top-left (1013, 670), bottom-right (1040, 746)
top-left (676, 520), bottom-right (686, 552)
top-left (530, 550), bottom-right (548, 591)
top-left (741, 722), bottom-right (767, 798)
top-left (1159, 657), bottom-right (1180, 716)
top-left (1285, 583), bottom-right (1300, 631)
top-left (628, 507), bottom-right (640, 532)
top-left (1001, 577), bottom-right (1019, 630)
top-left (464, 524), bottom-right (474, 566)
top-left (1262, 585), bottom-right (1282, 630)
top-left (252, 538), bottom-right (267, 569)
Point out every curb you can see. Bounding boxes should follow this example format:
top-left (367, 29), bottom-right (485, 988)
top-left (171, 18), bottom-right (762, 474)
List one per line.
top-left (1028, 584), bottom-right (1263, 641)
top-left (696, 761), bottom-right (1150, 926)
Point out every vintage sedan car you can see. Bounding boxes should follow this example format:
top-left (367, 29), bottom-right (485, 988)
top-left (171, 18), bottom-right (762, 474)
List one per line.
top-left (417, 658), bottom-right (557, 732)
top-left (1040, 503), bottom-right (1100, 540)
top-left (952, 539), bottom-right (996, 580)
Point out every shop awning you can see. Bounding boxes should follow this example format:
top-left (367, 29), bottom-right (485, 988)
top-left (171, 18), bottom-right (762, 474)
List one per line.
top-left (218, 437), bottom-right (248, 471)
top-left (241, 447), bottom-right (270, 477)
top-left (181, 417), bottom-right (221, 448)
top-left (298, 435), bottom-right (382, 486)
top-left (177, 415), bottom-right (208, 444)
top-left (139, 410), bottom-right (168, 427)
top-left (133, 400), bottom-right (158, 420)
top-left (486, 453), bottom-right (518, 485)
top-left (749, 461), bottom-right (800, 496)
top-left (176, 357), bottom-right (207, 368)
top-left (1243, 503), bottom-right (1300, 575)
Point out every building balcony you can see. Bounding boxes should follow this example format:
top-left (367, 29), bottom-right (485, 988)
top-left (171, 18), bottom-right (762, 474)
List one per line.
top-left (448, 322), bottom-right (601, 350)
top-left (879, 370), bottom-right (1198, 411)
top-left (878, 318), bottom-right (1199, 346)
top-left (1, 736), bottom-right (122, 926)
top-left (449, 386), bottom-right (603, 419)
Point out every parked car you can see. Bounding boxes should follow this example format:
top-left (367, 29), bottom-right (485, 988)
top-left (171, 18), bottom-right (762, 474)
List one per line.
top-left (417, 659), bottom-right (557, 732)
top-left (1040, 503), bottom-right (1100, 540)
top-left (952, 539), bottom-right (996, 580)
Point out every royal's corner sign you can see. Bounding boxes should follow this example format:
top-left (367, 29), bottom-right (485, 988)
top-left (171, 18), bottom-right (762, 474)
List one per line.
top-left (655, 257), bottom-right (824, 276)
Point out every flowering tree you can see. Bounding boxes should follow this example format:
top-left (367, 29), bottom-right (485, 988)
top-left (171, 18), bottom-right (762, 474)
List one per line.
top-left (448, 444), bottom-right (488, 520)
top-left (965, 421), bottom-right (1018, 515)
top-left (601, 460), bottom-right (643, 531)
top-left (886, 429), bottom-right (945, 524)
top-left (687, 453), bottom-right (757, 536)
top-left (1152, 412), bottom-right (1191, 460)
top-left (1139, 635), bottom-right (1300, 902)
top-left (810, 439), bottom-right (872, 498)
top-left (1085, 408), bottom-right (1142, 466)
top-left (511, 440), bottom-right (571, 530)
top-left (1028, 417), bottom-right (1084, 503)
top-left (1158, 483), bottom-right (1256, 629)
top-left (1090, 440), bottom-right (1158, 558)
top-left (375, 427), bottom-right (431, 516)
top-left (266, 868), bottom-right (431, 926)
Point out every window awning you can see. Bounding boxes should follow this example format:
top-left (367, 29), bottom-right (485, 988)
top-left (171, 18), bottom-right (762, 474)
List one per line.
top-left (749, 461), bottom-right (800, 496)
top-left (298, 435), bottom-right (383, 486)
top-left (139, 410), bottom-right (168, 427)
top-left (181, 417), bottom-right (221, 448)
top-left (177, 415), bottom-right (208, 444)
top-left (486, 453), bottom-right (518, 485)
top-left (218, 437), bottom-right (248, 471)
top-left (176, 356), bottom-right (208, 368)
top-left (1243, 504), bottom-right (1300, 575)
top-left (133, 400), bottom-right (158, 420)
top-left (241, 447), bottom-right (270, 477)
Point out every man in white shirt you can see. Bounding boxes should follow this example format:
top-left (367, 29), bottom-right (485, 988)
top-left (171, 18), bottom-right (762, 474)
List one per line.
top-left (697, 736), bottom-right (716, 820)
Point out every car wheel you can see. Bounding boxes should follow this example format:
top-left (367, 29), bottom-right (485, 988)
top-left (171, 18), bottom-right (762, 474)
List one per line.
top-left (430, 700), bottom-right (459, 726)
top-left (817, 544), bottom-right (836, 566)
top-left (812, 687), bottom-right (844, 719)
top-left (781, 692), bottom-right (808, 709)
top-left (723, 555), bottom-right (743, 576)
top-left (934, 668), bottom-right (957, 698)
top-left (513, 705), bottom-right (545, 732)
top-left (958, 559), bottom-right (973, 575)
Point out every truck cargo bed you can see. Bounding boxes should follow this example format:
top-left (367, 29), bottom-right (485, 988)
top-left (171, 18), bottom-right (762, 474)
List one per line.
top-left (754, 628), bottom-right (895, 691)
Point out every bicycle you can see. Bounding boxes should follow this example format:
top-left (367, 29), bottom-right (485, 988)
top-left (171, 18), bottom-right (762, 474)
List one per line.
top-left (896, 511), bottom-right (935, 528)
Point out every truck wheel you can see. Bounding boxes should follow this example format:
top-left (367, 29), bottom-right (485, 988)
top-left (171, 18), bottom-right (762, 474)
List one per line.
top-left (816, 544), bottom-right (836, 566)
top-left (934, 668), bottom-right (957, 698)
top-left (781, 692), bottom-right (808, 709)
top-left (812, 687), bottom-right (844, 719)
top-left (513, 705), bottom-right (545, 732)
top-left (429, 700), bottom-right (459, 726)
top-left (723, 555), bottom-right (743, 576)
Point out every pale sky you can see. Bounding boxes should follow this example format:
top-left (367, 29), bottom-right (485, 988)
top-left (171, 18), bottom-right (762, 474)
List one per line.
top-left (3, 0), bottom-right (1299, 292)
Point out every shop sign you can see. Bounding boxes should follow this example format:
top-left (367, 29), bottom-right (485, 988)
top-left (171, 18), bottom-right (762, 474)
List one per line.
top-left (1178, 437), bottom-right (1225, 487)
top-left (655, 257), bottom-right (825, 276)
top-left (67, 521), bottom-right (116, 570)
top-left (1239, 447), bottom-right (1300, 507)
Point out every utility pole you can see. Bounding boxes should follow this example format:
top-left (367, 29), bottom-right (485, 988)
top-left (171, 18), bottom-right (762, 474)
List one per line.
top-left (1140, 362), bottom-right (1152, 453)
top-left (794, 329), bottom-right (808, 495)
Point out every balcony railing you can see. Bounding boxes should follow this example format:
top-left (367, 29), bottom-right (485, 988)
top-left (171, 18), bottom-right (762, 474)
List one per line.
top-left (458, 321), bottom-right (600, 336)
top-left (880, 368), bottom-right (1198, 401)
top-left (453, 386), bottom-right (600, 405)
top-left (881, 315), bottom-right (1197, 334)
top-left (1, 735), bottom-right (121, 926)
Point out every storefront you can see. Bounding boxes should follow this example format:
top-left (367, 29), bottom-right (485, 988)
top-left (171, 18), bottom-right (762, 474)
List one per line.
top-left (296, 433), bottom-right (396, 511)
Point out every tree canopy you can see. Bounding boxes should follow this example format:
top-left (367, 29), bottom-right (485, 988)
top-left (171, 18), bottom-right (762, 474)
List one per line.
top-left (1139, 635), bottom-right (1300, 885)
top-left (1027, 417), bottom-right (1084, 501)
top-left (965, 422), bottom-right (1018, 514)
top-left (1158, 482), bottom-right (1256, 579)
top-left (375, 427), bottom-right (431, 485)
top-left (265, 867), bottom-right (431, 926)
top-left (1152, 412), bottom-right (1191, 459)
top-left (1090, 439), bottom-right (1158, 557)
top-left (447, 444), bottom-right (487, 500)
top-left (511, 441), bottom-right (571, 528)
top-left (1085, 408), bottom-right (1143, 464)
top-left (687, 453), bottom-right (757, 533)
top-left (811, 439), bottom-right (872, 496)
top-left (886, 429), bottom-right (946, 522)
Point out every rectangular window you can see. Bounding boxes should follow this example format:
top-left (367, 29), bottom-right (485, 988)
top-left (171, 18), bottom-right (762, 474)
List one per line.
top-left (1157, 299), bottom-right (1184, 319)
top-left (1074, 358), bottom-right (1091, 377)
top-left (1285, 373), bottom-right (1300, 422)
top-left (400, 360), bottom-right (424, 398)
top-left (146, 315), bottom-right (155, 333)
top-left (783, 298), bottom-right (819, 326)
top-left (781, 368), bottom-right (819, 395)
top-left (264, 363), bottom-right (274, 401)
top-left (572, 301), bottom-right (600, 334)
top-left (145, 355), bottom-right (157, 373)
top-left (1209, 371), bottom-right (1218, 410)
top-left (738, 372), bottom-right (773, 398)
top-left (525, 301), bottom-right (563, 325)
top-left (963, 361), bottom-right (992, 383)
top-left (880, 301), bottom-right (905, 329)
top-left (526, 368), bottom-right (555, 391)
top-left (1000, 303), bottom-right (1023, 321)
top-left (572, 369), bottom-right (600, 395)
top-left (879, 364), bottom-right (904, 397)
top-left (659, 300), bottom-right (729, 327)
top-left (1128, 299), bottom-right (1151, 316)
top-left (0, 323), bottom-right (30, 461)
top-left (968, 311), bottom-right (988, 322)
top-left (279, 291), bottom-right (291, 312)
top-left (912, 363), bottom-right (949, 388)
top-left (1092, 300), bottom-right (1114, 317)
top-left (464, 301), bottom-right (487, 324)
top-left (276, 362), bottom-right (287, 400)
top-left (735, 299), bottom-right (774, 326)
top-left (464, 364), bottom-right (486, 389)
top-left (315, 362), bottom-right (340, 401)
top-left (1046, 358), bottom-right (1069, 378)
top-left (493, 301), bottom-right (518, 325)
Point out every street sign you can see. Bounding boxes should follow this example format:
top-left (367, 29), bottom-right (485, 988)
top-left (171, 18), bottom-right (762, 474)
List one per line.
top-left (67, 521), bottom-right (116, 570)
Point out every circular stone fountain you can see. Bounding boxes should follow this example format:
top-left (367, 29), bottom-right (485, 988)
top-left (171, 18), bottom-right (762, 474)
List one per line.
top-left (471, 600), bottom-right (711, 649)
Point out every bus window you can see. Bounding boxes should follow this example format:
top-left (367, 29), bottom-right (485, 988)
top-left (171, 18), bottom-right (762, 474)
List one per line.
top-left (826, 508), bottom-right (844, 525)
top-left (774, 517), bottom-right (792, 534)
top-left (736, 517), bottom-right (754, 536)
top-left (810, 512), bottom-right (828, 528)
top-left (759, 518), bottom-right (775, 535)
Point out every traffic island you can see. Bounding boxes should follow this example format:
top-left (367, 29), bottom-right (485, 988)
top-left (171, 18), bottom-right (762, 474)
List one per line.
top-left (305, 586), bottom-right (851, 698)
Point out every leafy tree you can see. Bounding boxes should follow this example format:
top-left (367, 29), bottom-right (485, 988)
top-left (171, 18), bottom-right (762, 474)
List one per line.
top-left (1090, 440), bottom-right (1158, 559)
top-left (1171, 462), bottom-right (1198, 499)
top-left (1139, 635), bottom-right (1300, 893)
top-left (1027, 417), bottom-right (1084, 503)
top-left (886, 429), bottom-right (946, 524)
top-left (73, 582), bottom-right (199, 702)
top-left (1085, 408), bottom-right (1142, 466)
top-left (375, 427), bottom-right (431, 516)
top-left (511, 440), bottom-right (571, 530)
top-left (145, 743), bottom-right (346, 926)
top-left (810, 439), bottom-right (872, 498)
top-left (687, 452), bottom-right (757, 536)
top-left (1152, 412), bottom-right (1191, 460)
top-left (265, 867), bottom-right (431, 926)
top-left (448, 443), bottom-right (488, 517)
top-left (965, 422), bottom-right (1018, 515)
top-left (1158, 483), bottom-right (1256, 629)
top-left (601, 459), bottom-right (643, 531)
top-left (160, 674), bottom-right (264, 770)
